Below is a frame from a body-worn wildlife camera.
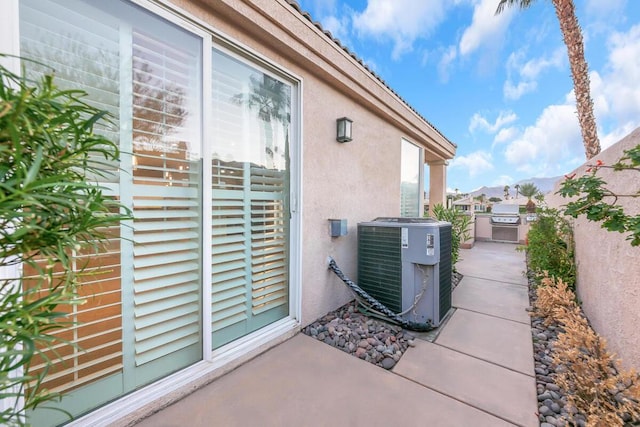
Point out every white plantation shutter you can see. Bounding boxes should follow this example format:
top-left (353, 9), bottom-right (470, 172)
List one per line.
top-left (211, 160), bottom-right (250, 335)
top-left (210, 49), bottom-right (290, 348)
top-left (19, 0), bottom-right (124, 395)
top-left (130, 29), bottom-right (202, 366)
top-left (250, 167), bottom-right (288, 315)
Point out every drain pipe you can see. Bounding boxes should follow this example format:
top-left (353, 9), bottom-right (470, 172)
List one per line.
top-left (327, 257), bottom-right (434, 332)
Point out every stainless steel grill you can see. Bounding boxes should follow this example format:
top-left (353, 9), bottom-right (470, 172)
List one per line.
top-left (490, 204), bottom-right (521, 225)
top-left (490, 204), bottom-right (520, 242)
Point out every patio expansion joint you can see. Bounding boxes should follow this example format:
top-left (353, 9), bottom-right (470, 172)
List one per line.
top-left (450, 305), bottom-right (532, 326)
top-left (430, 340), bottom-right (536, 379)
top-left (461, 274), bottom-right (528, 288)
top-left (391, 368), bottom-right (522, 427)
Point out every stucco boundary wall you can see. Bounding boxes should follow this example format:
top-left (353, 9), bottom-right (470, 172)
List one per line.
top-left (545, 127), bottom-right (640, 371)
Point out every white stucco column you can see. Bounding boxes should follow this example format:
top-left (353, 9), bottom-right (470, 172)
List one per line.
top-left (427, 159), bottom-right (447, 216)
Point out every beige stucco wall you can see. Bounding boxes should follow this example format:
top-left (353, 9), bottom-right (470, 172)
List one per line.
top-left (172, 0), bottom-right (456, 326)
top-left (545, 127), bottom-right (640, 371)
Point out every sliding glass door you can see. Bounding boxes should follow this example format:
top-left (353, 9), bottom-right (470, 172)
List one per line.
top-left (16, 0), bottom-right (297, 424)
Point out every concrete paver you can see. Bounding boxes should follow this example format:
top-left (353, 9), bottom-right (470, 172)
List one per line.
top-left (136, 334), bottom-right (514, 427)
top-left (394, 340), bottom-right (538, 427)
top-left (435, 309), bottom-right (535, 375)
top-left (452, 275), bottom-right (531, 324)
top-left (457, 242), bottom-right (527, 285)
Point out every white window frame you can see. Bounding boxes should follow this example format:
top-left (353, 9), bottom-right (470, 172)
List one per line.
top-left (400, 138), bottom-right (424, 217)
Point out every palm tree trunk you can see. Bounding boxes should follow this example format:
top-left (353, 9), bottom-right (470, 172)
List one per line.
top-left (552, 0), bottom-right (601, 159)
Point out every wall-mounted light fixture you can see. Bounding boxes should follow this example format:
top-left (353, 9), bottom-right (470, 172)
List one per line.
top-left (336, 117), bottom-right (353, 143)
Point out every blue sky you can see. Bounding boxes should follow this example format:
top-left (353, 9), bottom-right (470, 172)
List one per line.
top-left (296, 0), bottom-right (640, 193)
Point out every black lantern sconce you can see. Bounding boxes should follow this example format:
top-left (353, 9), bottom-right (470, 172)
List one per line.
top-left (336, 117), bottom-right (353, 143)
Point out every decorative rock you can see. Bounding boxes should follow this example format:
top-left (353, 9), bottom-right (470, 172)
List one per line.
top-left (538, 392), bottom-right (552, 401)
top-left (358, 339), bottom-right (369, 349)
top-left (381, 357), bottom-right (396, 370)
top-left (551, 402), bottom-right (562, 413)
top-left (539, 405), bottom-right (553, 416)
top-left (545, 415), bottom-right (558, 426)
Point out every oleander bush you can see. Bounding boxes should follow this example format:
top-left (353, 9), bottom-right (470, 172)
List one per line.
top-left (525, 208), bottom-right (576, 288)
top-left (431, 204), bottom-right (472, 273)
top-left (0, 57), bottom-right (127, 426)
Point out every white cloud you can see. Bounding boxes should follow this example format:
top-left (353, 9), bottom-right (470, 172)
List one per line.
top-left (469, 110), bottom-right (517, 134)
top-left (503, 48), bottom-right (565, 100)
top-left (503, 80), bottom-right (537, 100)
top-left (438, 45), bottom-right (458, 82)
top-left (600, 25), bottom-right (640, 122)
top-left (586, 24), bottom-right (640, 149)
top-left (498, 23), bottom-right (640, 176)
top-left (459, 0), bottom-right (515, 57)
top-left (492, 175), bottom-right (514, 187)
top-left (493, 126), bottom-right (519, 145)
top-left (321, 15), bottom-right (351, 42)
top-left (585, 0), bottom-right (626, 18)
top-left (448, 150), bottom-right (494, 177)
top-left (352, 0), bottom-right (448, 59)
top-left (521, 48), bottom-right (564, 79)
top-left (503, 103), bottom-right (582, 174)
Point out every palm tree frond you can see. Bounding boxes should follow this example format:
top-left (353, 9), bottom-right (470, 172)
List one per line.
top-left (495, 0), bottom-right (535, 15)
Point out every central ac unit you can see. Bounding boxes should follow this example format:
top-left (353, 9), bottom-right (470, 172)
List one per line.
top-left (357, 217), bottom-right (452, 327)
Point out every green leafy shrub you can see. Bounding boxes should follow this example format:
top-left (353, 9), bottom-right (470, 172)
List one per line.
top-left (558, 148), bottom-right (640, 246)
top-left (525, 208), bottom-right (576, 288)
top-left (0, 57), bottom-right (127, 425)
top-left (431, 204), bottom-right (472, 272)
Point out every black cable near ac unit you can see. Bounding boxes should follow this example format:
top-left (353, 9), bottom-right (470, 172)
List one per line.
top-left (327, 257), bottom-right (435, 332)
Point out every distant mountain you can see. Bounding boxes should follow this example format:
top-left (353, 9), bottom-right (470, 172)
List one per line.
top-left (466, 176), bottom-right (562, 199)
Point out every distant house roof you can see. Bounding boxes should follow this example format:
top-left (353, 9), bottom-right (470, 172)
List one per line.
top-left (453, 196), bottom-right (481, 205)
top-left (500, 197), bottom-right (530, 206)
top-left (286, 1), bottom-right (455, 149)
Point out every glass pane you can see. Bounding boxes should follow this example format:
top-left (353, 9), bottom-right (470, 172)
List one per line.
top-left (19, 0), bottom-right (203, 424)
top-left (401, 139), bottom-right (421, 217)
top-left (210, 49), bottom-right (291, 348)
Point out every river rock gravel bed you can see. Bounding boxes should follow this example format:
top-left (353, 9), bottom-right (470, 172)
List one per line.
top-left (302, 300), bottom-right (415, 370)
top-left (527, 271), bottom-right (637, 427)
top-left (302, 271), bottom-right (462, 370)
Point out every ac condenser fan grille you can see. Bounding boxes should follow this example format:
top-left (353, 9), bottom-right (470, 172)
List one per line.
top-left (357, 226), bottom-right (402, 313)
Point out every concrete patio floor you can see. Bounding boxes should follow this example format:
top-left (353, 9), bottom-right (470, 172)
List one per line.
top-left (136, 242), bottom-right (537, 427)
